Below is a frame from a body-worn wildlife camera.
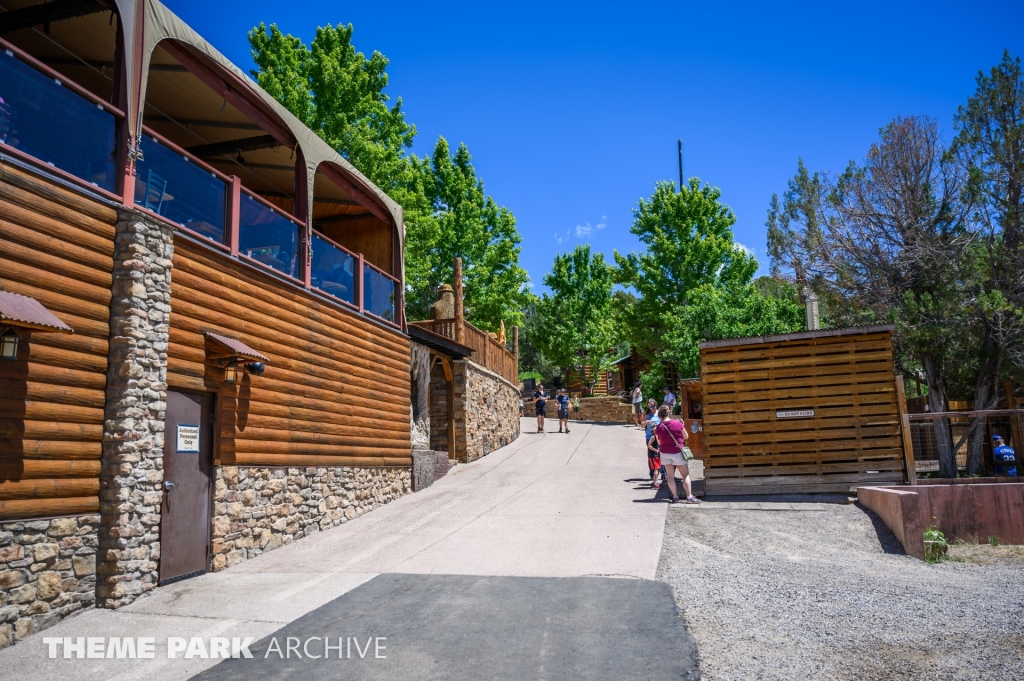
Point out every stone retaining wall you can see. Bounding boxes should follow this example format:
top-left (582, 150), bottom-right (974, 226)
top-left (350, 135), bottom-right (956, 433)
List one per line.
top-left (570, 396), bottom-right (632, 423)
top-left (210, 466), bottom-right (411, 571)
top-left (0, 516), bottom-right (98, 649)
top-left (461, 361), bottom-right (520, 462)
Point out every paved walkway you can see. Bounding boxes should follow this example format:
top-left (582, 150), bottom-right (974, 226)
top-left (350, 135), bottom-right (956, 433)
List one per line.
top-left (3, 419), bottom-right (697, 680)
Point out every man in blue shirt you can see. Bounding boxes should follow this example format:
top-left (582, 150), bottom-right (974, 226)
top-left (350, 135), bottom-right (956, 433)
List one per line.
top-left (992, 435), bottom-right (1017, 477)
top-left (533, 384), bottom-right (547, 434)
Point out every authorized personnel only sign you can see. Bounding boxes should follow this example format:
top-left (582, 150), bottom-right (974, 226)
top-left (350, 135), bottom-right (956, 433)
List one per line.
top-left (775, 409), bottom-right (815, 419)
top-left (176, 425), bottom-right (200, 453)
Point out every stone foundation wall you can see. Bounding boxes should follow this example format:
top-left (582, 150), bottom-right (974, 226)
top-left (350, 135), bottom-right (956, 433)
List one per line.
top-left (97, 210), bottom-right (174, 609)
top-left (461, 361), bottom-right (520, 462)
top-left (571, 396), bottom-right (632, 423)
top-left (210, 466), bottom-right (411, 571)
top-left (0, 516), bottom-right (98, 650)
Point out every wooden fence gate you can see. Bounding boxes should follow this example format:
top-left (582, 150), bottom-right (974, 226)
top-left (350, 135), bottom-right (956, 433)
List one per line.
top-left (700, 326), bottom-right (907, 495)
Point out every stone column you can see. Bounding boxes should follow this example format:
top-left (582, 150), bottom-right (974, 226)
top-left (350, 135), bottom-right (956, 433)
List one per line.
top-left (96, 210), bottom-right (174, 609)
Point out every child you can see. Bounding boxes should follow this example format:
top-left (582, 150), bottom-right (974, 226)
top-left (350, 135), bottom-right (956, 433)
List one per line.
top-left (643, 401), bottom-right (663, 488)
top-left (556, 389), bottom-right (571, 433)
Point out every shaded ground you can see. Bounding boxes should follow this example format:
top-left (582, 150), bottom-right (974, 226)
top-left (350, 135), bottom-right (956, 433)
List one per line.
top-left (193, 574), bottom-right (699, 681)
top-left (658, 500), bottom-right (1024, 680)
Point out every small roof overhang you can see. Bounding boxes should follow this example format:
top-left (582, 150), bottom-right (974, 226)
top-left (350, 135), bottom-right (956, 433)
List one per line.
top-left (204, 332), bottom-right (269, 363)
top-left (0, 291), bottom-right (73, 333)
top-left (408, 325), bottom-right (472, 359)
top-left (699, 325), bottom-right (896, 350)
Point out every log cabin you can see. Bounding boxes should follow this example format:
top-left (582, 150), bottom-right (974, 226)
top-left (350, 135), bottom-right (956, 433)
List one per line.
top-left (0, 0), bottom-right (412, 643)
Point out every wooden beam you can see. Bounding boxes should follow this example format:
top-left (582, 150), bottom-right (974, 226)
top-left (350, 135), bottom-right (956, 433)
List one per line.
top-left (895, 376), bottom-right (916, 485)
top-left (453, 257), bottom-right (465, 344)
top-left (0, 0), bottom-right (109, 35)
top-left (312, 212), bottom-right (375, 226)
top-left (907, 409), bottom-right (1024, 420)
top-left (186, 134), bottom-right (280, 159)
top-left (144, 115), bottom-right (262, 130)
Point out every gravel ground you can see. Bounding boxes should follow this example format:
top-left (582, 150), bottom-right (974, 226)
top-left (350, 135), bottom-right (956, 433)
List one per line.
top-left (657, 500), bottom-right (1024, 680)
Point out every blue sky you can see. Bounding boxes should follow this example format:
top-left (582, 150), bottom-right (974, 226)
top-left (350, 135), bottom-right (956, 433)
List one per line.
top-left (167, 0), bottom-right (1024, 290)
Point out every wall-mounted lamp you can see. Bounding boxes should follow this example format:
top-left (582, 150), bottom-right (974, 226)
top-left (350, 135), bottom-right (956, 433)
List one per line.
top-left (223, 362), bottom-right (238, 383)
top-left (0, 327), bottom-right (18, 360)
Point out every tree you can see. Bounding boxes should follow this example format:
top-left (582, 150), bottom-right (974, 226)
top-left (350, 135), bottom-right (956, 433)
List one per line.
top-left (248, 23), bottom-right (529, 332)
top-left (772, 117), bottom-right (975, 476)
top-left (536, 246), bottom-right (616, 392)
top-left (615, 180), bottom-right (802, 378)
top-left (404, 138), bottom-right (529, 330)
top-left (516, 295), bottom-right (560, 385)
top-left (248, 22), bottom-right (415, 192)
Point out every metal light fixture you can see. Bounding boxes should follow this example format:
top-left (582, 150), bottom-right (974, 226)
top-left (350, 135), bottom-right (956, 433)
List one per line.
top-left (0, 327), bottom-right (17, 359)
top-left (223, 361), bottom-right (238, 383)
top-left (245, 362), bottom-right (265, 376)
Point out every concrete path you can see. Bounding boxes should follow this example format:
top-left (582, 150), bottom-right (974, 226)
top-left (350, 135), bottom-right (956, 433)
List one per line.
top-left (3, 419), bottom-right (697, 680)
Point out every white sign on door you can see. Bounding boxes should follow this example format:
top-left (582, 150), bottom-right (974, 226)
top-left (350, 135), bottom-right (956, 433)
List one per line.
top-left (775, 409), bottom-right (815, 419)
top-left (176, 424), bottom-right (200, 453)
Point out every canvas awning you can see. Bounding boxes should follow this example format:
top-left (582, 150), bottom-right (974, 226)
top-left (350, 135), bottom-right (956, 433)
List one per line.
top-left (0, 291), bottom-right (73, 332)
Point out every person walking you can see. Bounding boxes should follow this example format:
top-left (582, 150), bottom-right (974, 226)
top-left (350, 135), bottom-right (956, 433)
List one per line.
top-left (556, 389), bottom-right (571, 433)
top-left (631, 382), bottom-right (644, 426)
top-left (533, 384), bottom-right (548, 433)
top-left (649, 406), bottom-right (699, 504)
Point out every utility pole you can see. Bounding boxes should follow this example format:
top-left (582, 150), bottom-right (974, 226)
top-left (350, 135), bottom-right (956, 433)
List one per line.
top-left (677, 139), bottom-right (683, 191)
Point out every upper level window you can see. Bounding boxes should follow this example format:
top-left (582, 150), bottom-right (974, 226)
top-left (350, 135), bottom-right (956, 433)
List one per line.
top-left (0, 47), bottom-right (118, 191)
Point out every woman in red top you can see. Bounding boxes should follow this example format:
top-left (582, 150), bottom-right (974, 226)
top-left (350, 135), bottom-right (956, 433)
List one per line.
top-left (647, 406), bottom-right (700, 504)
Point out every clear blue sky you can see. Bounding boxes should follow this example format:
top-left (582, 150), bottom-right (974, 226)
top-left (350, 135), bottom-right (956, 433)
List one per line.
top-left (167, 0), bottom-right (1024, 290)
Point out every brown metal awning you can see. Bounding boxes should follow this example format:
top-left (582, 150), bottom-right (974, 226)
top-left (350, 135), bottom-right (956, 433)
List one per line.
top-left (0, 291), bottom-right (73, 333)
top-left (204, 332), bottom-right (269, 363)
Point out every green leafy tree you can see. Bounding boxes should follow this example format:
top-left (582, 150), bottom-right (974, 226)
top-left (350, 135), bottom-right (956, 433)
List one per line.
top-left (517, 295), bottom-right (560, 385)
top-left (536, 246), bottom-right (616, 391)
top-left (248, 23), bottom-right (529, 332)
top-left (404, 138), bottom-right (529, 330)
top-left (615, 180), bottom-right (802, 377)
top-left (248, 22), bottom-right (415, 192)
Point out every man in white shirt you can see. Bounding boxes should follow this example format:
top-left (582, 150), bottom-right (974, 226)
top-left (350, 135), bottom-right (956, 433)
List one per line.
top-left (631, 383), bottom-right (644, 426)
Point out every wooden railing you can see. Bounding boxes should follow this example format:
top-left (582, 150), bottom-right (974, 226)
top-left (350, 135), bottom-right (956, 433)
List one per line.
top-left (411, 318), bottom-right (518, 385)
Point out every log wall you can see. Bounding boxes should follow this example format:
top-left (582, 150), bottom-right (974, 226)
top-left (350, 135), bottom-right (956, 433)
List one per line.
top-left (0, 161), bottom-right (114, 520)
top-left (167, 237), bottom-right (412, 468)
top-left (701, 328), bottom-right (905, 495)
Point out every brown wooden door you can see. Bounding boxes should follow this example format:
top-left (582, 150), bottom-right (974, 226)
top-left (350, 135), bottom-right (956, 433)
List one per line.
top-left (160, 390), bottom-right (214, 584)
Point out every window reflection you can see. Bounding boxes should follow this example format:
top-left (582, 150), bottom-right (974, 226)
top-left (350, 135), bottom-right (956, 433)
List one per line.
top-left (238, 193), bottom-right (299, 278)
top-left (134, 135), bottom-right (226, 243)
top-left (0, 50), bottom-right (117, 192)
top-left (311, 233), bottom-right (355, 305)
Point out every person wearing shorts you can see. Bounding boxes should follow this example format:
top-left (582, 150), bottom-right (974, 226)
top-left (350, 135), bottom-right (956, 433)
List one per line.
top-left (556, 389), bottom-right (571, 433)
top-left (533, 384), bottom-right (548, 433)
top-left (649, 406), bottom-right (699, 504)
top-left (631, 383), bottom-right (644, 426)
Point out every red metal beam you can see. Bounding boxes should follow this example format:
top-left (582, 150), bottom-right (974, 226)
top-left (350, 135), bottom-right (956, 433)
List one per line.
top-left (158, 40), bottom-right (294, 148)
top-left (317, 162), bottom-right (392, 226)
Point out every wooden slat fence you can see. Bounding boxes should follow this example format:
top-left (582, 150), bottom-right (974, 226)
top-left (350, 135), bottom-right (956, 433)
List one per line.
top-left (410, 318), bottom-right (517, 385)
top-left (701, 327), bottom-right (906, 495)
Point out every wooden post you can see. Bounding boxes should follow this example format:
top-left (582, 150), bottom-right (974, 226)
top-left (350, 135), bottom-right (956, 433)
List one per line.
top-left (453, 257), bottom-right (465, 344)
top-left (1003, 381), bottom-right (1024, 476)
top-left (896, 376), bottom-right (917, 485)
top-left (512, 325), bottom-right (519, 379)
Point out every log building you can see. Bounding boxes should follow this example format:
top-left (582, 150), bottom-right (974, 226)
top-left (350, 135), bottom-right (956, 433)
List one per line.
top-left (0, 0), bottom-right (412, 646)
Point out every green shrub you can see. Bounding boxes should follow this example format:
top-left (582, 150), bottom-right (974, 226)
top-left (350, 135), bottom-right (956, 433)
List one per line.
top-left (923, 520), bottom-right (948, 563)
